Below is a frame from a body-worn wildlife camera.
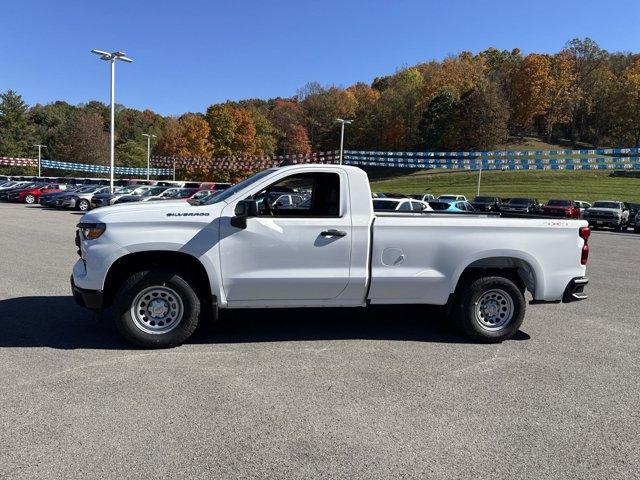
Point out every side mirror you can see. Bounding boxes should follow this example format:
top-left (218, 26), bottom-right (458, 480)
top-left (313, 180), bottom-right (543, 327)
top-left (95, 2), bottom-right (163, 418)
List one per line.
top-left (231, 200), bottom-right (259, 229)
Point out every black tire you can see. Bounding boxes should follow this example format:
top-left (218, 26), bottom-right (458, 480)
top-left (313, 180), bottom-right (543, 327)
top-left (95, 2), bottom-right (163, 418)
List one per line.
top-left (113, 269), bottom-right (201, 348)
top-left (453, 276), bottom-right (525, 343)
top-left (77, 199), bottom-right (90, 211)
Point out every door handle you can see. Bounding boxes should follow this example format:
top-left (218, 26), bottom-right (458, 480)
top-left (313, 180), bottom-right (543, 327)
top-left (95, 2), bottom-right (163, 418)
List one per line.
top-left (320, 229), bottom-right (347, 237)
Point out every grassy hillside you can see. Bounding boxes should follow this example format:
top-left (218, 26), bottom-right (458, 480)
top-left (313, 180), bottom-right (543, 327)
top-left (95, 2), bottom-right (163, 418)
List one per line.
top-left (370, 170), bottom-right (640, 203)
top-left (369, 137), bottom-right (640, 203)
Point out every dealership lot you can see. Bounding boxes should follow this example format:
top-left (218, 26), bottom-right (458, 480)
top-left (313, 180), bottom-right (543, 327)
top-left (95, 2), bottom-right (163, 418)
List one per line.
top-left (0, 202), bottom-right (638, 479)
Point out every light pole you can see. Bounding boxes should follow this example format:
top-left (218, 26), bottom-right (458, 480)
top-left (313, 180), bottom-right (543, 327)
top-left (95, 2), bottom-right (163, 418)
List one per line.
top-left (142, 133), bottom-right (157, 180)
top-left (34, 144), bottom-right (46, 177)
top-left (335, 118), bottom-right (352, 165)
top-left (477, 160), bottom-right (483, 196)
top-left (90, 49), bottom-right (133, 191)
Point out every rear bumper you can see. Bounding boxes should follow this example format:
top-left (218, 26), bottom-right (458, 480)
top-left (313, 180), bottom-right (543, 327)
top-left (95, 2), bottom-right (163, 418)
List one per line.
top-left (71, 275), bottom-right (104, 310)
top-left (562, 277), bottom-right (588, 303)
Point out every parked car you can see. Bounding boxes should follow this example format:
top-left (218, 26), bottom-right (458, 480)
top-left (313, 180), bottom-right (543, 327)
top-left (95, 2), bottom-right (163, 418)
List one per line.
top-left (0, 181), bottom-right (29, 192)
top-left (40, 187), bottom-right (81, 207)
top-left (0, 182), bottom-right (39, 200)
top-left (189, 189), bottom-right (216, 202)
top-left (501, 197), bottom-right (542, 214)
top-left (438, 194), bottom-right (468, 201)
top-left (91, 186), bottom-right (149, 208)
top-left (55, 186), bottom-right (110, 211)
top-left (71, 164), bottom-right (589, 348)
top-left (635, 211), bottom-right (640, 233)
top-left (574, 200), bottom-right (592, 218)
top-left (471, 196), bottom-right (502, 212)
top-left (429, 199), bottom-right (476, 212)
top-left (146, 188), bottom-right (199, 201)
top-left (584, 201), bottom-right (629, 231)
top-left (114, 186), bottom-right (170, 204)
top-left (625, 203), bottom-right (640, 227)
top-left (542, 199), bottom-right (581, 219)
top-left (372, 198), bottom-right (432, 212)
top-left (8, 183), bottom-right (66, 203)
top-left (410, 193), bottom-right (435, 202)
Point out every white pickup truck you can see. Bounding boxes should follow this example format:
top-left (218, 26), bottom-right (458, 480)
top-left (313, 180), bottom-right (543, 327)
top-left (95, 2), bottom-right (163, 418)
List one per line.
top-left (71, 164), bottom-right (590, 348)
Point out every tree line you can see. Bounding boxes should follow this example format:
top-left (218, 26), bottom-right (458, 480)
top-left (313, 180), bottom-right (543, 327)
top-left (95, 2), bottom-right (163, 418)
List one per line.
top-left (1, 38), bottom-right (639, 177)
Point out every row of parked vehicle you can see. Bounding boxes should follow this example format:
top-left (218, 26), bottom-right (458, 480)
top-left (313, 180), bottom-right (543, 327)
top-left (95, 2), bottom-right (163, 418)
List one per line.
top-left (1, 175), bottom-right (638, 232)
top-left (371, 192), bottom-right (640, 232)
top-left (0, 175), bottom-right (231, 211)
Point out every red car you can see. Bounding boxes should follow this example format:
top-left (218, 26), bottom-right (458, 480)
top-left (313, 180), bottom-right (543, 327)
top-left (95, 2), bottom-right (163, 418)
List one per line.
top-left (542, 199), bottom-right (581, 219)
top-left (15, 184), bottom-right (67, 204)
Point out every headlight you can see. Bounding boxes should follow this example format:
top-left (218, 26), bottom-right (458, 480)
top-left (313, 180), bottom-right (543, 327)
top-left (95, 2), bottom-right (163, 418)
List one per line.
top-left (77, 222), bottom-right (106, 240)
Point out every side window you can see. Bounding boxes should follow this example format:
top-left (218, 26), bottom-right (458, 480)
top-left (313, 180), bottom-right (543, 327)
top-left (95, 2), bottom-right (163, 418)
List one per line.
top-left (410, 201), bottom-right (424, 211)
top-left (250, 172), bottom-right (340, 217)
top-left (398, 201), bottom-right (412, 211)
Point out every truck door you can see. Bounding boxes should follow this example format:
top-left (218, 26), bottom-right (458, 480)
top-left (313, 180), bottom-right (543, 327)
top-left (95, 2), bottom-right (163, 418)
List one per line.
top-left (219, 171), bottom-right (352, 302)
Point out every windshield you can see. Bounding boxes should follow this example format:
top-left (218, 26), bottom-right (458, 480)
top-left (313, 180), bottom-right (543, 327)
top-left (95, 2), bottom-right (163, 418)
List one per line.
top-left (546, 199), bottom-right (571, 206)
top-left (592, 201), bottom-right (620, 209)
top-left (204, 169), bottom-right (277, 205)
top-left (439, 195), bottom-right (458, 200)
top-left (131, 186), bottom-right (150, 195)
top-left (77, 186), bottom-right (98, 193)
top-left (114, 187), bottom-right (134, 194)
top-left (142, 187), bottom-right (167, 196)
top-left (192, 190), bottom-right (212, 200)
top-left (373, 200), bottom-right (399, 210)
top-left (508, 198), bottom-right (530, 205)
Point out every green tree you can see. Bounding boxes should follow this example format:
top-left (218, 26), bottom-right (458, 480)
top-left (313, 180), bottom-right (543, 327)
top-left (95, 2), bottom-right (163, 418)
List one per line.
top-left (205, 105), bottom-right (236, 156)
top-left (417, 89), bottom-right (455, 149)
top-left (443, 84), bottom-right (509, 150)
top-left (0, 90), bottom-right (35, 157)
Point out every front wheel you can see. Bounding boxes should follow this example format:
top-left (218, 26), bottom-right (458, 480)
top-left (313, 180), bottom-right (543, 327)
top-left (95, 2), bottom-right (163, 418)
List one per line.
top-left (77, 199), bottom-right (90, 211)
top-left (453, 276), bottom-right (525, 342)
top-left (114, 269), bottom-right (201, 348)
top-left (24, 194), bottom-right (36, 204)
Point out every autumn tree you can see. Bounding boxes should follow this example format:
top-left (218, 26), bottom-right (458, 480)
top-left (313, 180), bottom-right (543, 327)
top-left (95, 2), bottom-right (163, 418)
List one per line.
top-left (544, 51), bottom-right (579, 142)
top-left (176, 113), bottom-right (213, 157)
top-left (375, 68), bottom-right (424, 150)
top-left (58, 110), bottom-right (109, 165)
top-left (511, 54), bottom-right (552, 134)
top-left (299, 83), bottom-right (356, 151)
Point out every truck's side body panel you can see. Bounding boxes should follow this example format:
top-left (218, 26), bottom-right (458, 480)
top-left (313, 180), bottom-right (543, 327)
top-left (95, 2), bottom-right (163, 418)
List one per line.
top-left (369, 215), bottom-right (586, 304)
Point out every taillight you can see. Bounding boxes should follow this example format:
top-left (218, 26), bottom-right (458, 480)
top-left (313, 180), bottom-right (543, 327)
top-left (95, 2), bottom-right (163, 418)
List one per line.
top-left (579, 226), bottom-right (590, 265)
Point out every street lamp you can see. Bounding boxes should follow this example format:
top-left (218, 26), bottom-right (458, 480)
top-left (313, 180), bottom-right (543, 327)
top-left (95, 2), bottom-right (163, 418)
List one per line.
top-left (142, 133), bottom-right (157, 180)
top-left (34, 144), bottom-right (46, 177)
top-left (477, 160), bottom-right (483, 196)
top-left (90, 49), bottom-right (133, 191)
top-left (335, 118), bottom-right (352, 165)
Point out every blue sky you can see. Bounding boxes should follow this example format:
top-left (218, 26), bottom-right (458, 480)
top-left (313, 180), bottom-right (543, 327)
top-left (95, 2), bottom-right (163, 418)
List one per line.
top-left (1, 0), bottom-right (639, 116)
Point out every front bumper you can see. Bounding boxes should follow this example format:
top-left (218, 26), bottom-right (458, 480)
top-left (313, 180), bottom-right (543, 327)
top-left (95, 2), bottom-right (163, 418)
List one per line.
top-left (71, 275), bottom-right (104, 310)
top-left (586, 218), bottom-right (621, 227)
top-left (562, 277), bottom-right (588, 303)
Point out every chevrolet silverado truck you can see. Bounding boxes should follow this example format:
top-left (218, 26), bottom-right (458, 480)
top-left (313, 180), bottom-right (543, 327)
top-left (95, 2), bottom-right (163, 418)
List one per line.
top-left (71, 164), bottom-right (590, 348)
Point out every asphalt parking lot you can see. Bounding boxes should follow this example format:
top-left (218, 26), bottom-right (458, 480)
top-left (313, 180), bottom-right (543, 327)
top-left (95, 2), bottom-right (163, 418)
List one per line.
top-left (0, 202), bottom-right (638, 479)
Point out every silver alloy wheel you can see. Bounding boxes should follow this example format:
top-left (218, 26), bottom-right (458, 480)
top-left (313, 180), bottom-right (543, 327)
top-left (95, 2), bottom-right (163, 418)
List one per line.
top-left (25, 195), bottom-right (35, 204)
top-left (130, 285), bottom-right (184, 335)
top-left (473, 288), bottom-right (514, 331)
top-left (78, 200), bottom-right (89, 211)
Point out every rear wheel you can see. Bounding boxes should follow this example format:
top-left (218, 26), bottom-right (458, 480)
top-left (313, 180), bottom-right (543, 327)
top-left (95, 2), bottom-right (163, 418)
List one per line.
top-left (453, 276), bottom-right (525, 342)
top-left (114, 269), bottom-right (201, 348)
top-left (24, 194), bottom-right (36, 204)
top-left (77, 199), bottom-right (90, 211)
